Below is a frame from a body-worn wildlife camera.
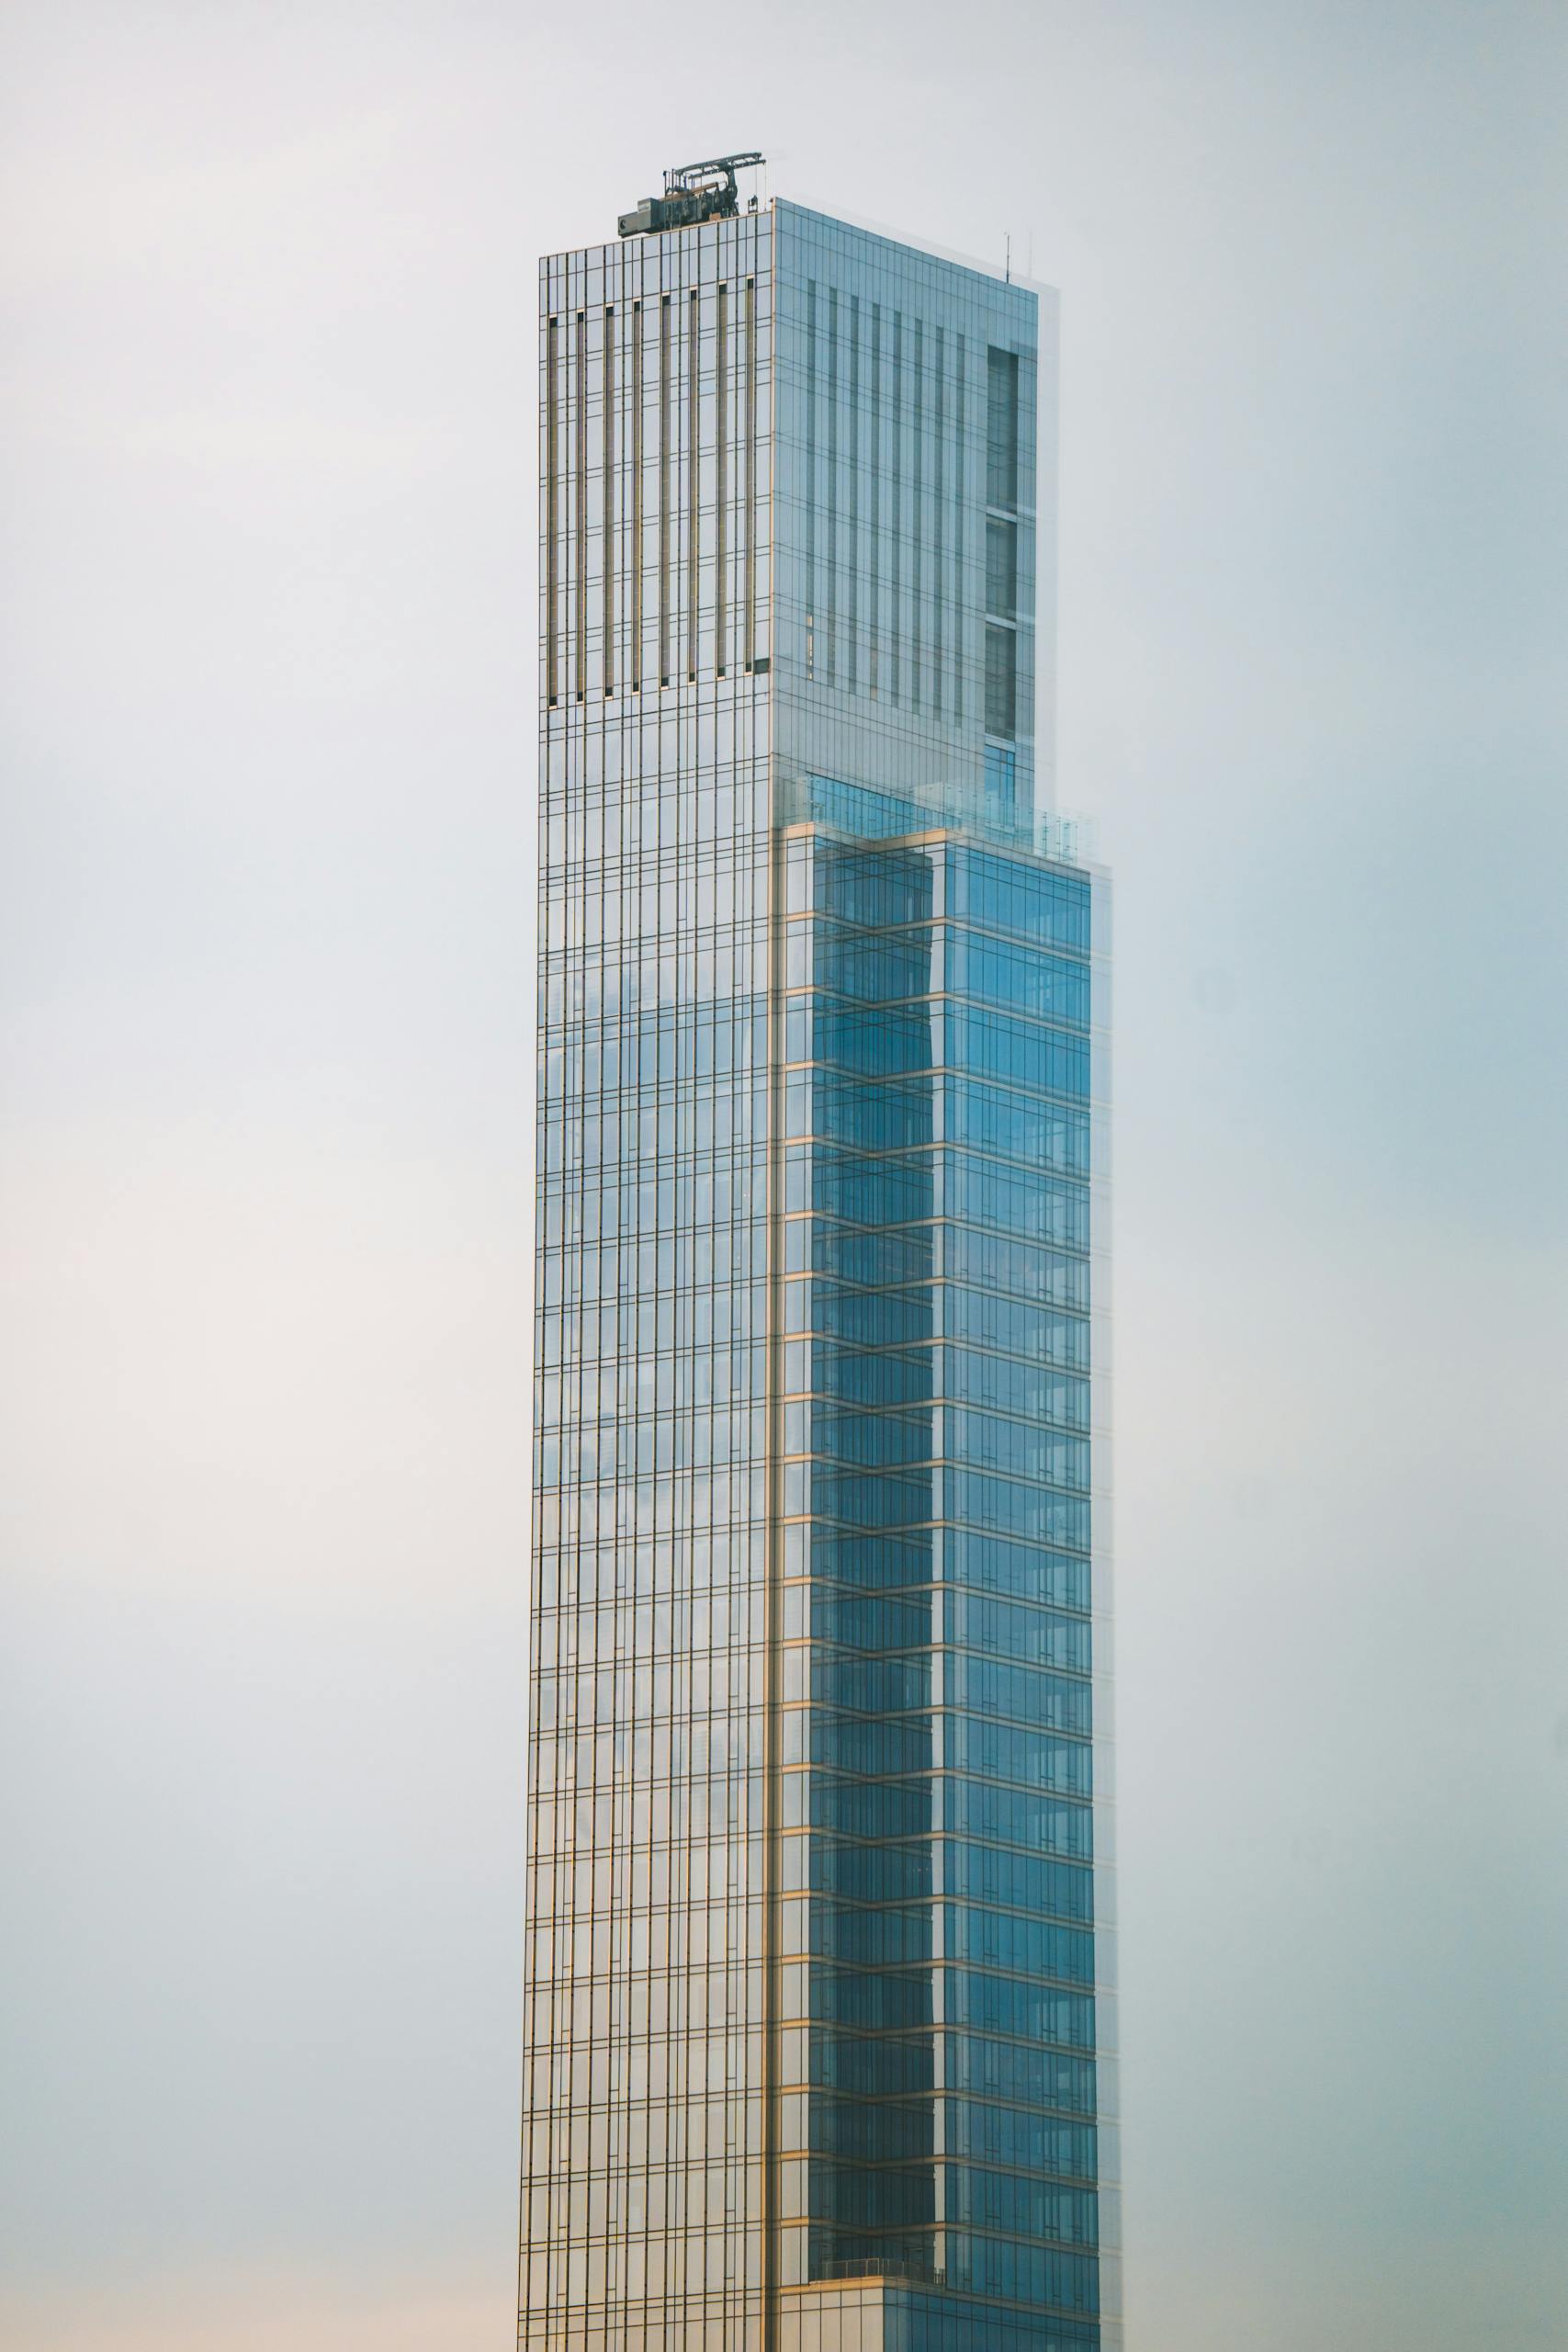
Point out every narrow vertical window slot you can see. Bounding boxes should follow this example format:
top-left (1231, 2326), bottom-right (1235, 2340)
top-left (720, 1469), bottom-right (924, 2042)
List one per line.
top-left (825, 286), bottom-right (838, 686)
top-left (716, 280), bottom-right (728, 674)
top-left (867, 302), bottom-right (880, 699)
top-left (687, 287), bottom-right (700, 683)
top-left (805, 281), bottom-right (817, 682)
top-left (985, 621), bottom-right (1017, 737)
top-left (987, 345), bottom-right (1020, 509)
top-left (631, 301), bottom-right (643, 691)
top-left (910, 316), bottom-right (923, 712)
top-left (846, 293), bottom-right (859, 694)
top-left (659, 294), bottom-right (671, 687)
top-left (953, 332), bottom-right (965, 723)
top-left (986, 515), bottom-right (1018, 616)
top-left (932, 322), bottom-right (944, 718)
top-left (546, 314), bottom-right (559, 706)
top-left (603, 306), bottom-right (615, 697)
top-left (744, 277), bottom-right (757, 672)
top-left (573, 310), bottom-right (587, 701)
top-left (889, 310), bottom-right (901, 704)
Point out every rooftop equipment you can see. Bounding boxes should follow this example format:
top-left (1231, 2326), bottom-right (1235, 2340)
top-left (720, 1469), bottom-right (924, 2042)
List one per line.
top-left (618, 153), bottom-right (764, 239)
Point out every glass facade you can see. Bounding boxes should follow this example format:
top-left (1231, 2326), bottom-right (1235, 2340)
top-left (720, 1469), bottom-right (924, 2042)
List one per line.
top-left (523, 198), bottom-right (1114, 2352)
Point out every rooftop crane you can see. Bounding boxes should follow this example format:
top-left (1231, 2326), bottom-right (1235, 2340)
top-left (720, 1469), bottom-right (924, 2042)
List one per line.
top-left (618, 152), bottom-right (765, 240)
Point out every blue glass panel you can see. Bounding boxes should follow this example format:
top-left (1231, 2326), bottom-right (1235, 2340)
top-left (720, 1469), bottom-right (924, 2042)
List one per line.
top-left (788, 807), bottom-right (1103, 2322)
top-left (883, 2287), bottom-right (1098, 2352)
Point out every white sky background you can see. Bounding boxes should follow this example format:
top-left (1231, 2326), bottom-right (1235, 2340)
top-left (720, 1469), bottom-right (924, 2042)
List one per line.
top-left (3, 3), bottom-right (1566, 2346)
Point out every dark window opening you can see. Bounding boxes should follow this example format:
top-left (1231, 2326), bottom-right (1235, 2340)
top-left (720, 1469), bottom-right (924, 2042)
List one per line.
top-left (987, 345), bottom-right (1019, 510)
top-left (985, 623), bottom-right (1017, 738)
top-left (986, 515), bottom-right (1017, 619)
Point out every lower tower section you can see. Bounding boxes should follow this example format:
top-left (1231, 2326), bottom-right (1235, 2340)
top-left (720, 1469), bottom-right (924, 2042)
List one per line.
top-left (774, 789), bottom-right (1115, 2352)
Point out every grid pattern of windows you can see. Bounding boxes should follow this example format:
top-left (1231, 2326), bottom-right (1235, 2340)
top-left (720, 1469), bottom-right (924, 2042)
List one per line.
top-left (775, 827), bottom-right (1111, 2342)
top-left (524, 199), bottom-right (1113, 2352)
top-left (773, 212), bottom-right (1046, 828)
top-left (540, 223), bottom-right (773, 711)
top-left (525, 209), bottom-right (776, 2352)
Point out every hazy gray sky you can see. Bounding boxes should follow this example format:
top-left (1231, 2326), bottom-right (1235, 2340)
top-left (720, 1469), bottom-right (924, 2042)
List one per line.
top-left (3, 3), bottom-right (1565, 2346)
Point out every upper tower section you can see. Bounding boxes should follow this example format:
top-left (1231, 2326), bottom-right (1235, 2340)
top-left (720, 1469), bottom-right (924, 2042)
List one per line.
top-left (769, 202), bottom-right (1055, 824)
top-left (539, 188), bottom-right (774, 723)
top-left (540, 182), bottom-right (1058, 824)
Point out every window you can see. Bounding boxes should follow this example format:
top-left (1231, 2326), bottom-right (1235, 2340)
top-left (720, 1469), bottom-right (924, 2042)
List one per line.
top-left (984, 742), bottom-right (1017, 808)
top-left (986, 515), bottom-right (1017, 618)
top-left (985, 623), bottom-right (1017, 738)
top-left (630, 303), bottom-right (642, 691)
top-left (659, 295), bottom-right (671, 685)
top-left (545, 315), bottom-right (559, 703)
top-left (987, 345), bottom-right (1019, 510)
top-left (574, 310), bottom-right (587, 699)
top-left (687, 288), bottom-right (700, 682)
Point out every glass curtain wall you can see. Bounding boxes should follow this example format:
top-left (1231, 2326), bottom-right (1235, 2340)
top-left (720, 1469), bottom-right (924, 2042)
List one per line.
top-left (525, 196), bottom-right (1113, 2352)
top-left (523, 209), bottom-right (776, 2352)
top-left (775, 804), bottom-right (1112, 2352)
top-left (770, 206), bottom-right (1050, 830)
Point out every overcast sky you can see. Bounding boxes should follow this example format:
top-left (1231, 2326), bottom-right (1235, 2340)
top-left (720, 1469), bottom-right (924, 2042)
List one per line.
top-left (3, 4), bottom-right (1566, 2347)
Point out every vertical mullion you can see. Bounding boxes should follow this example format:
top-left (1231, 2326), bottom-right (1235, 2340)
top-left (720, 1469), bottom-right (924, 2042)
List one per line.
top-left (603, 306), bottom-right (615, 697)
top-left (574, 309), bottom-right (587, 702)
top-left (660, 293), bottom-right (671, 687)
top-left (687, 288), bottom-right (700, 683)
top-left (716, 279), bottom-right (728, 674)
top-left (546, 313), bottom-right (559, 706)
top-left (631, 302), bottom-right (643, 692)
top-left (744, 277), bottom-right (756, 671)
top-left (847, 293), bottom-right (859, 694)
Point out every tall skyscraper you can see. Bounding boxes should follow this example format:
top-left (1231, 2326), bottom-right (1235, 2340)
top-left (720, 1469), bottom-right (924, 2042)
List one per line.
top-left (523, 161), bottom-right (1114, 2352)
